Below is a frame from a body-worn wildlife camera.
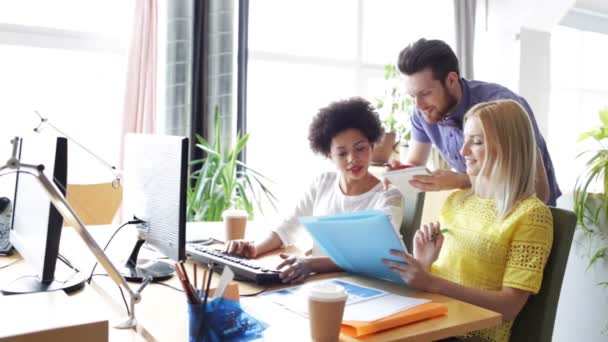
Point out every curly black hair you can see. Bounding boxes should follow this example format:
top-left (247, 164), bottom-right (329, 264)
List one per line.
top-left (308, 97), bottom-right (383, 157)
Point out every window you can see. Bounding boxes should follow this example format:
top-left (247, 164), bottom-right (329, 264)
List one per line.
top-left (247, 0), bottom-right (454, 211)
top-left (0, 1), bottom-right (134, 185)
top-left (549, 25), bottom-right (608, 193)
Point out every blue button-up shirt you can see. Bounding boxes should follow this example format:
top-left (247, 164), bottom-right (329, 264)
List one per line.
top-left (410, 78), bottom-right (561, 205)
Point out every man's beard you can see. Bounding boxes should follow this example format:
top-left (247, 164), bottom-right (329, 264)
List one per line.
top-left (439, 88), bottom-right (459, 117)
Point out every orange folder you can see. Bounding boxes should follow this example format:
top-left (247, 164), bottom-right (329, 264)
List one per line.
top-left (341, 302), bottom-right (448, 337)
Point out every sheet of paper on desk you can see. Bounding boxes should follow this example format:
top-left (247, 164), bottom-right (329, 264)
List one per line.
top-left (261, 279), bottom-right (429, 322)
top-left (261, 279), bottom-right (387, 317)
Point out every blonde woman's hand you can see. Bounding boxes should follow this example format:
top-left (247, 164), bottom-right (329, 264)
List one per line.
top-left (276, 253), bottom-right (314, 284)
top-left (413, 222), bottom-right (444, 271)
top-left (382, 250), bottom-right (438, 292)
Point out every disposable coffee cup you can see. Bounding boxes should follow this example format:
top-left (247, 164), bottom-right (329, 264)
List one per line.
top-left (222, 209), bottom-right (248, 241)
top-left (308, 282), bottom-right (348, 342)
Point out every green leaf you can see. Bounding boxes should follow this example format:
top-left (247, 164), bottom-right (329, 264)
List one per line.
top-left (376, 63), bottom-right (413, 143)
top-left (600, 108), bottom-right (608, 126)
top-left (187, 108), bottom-right (277, 222)
top-left (587, 247), bottom-right (608, 270)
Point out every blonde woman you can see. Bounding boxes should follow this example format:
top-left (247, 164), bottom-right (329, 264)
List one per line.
top-left (383, 99), bottom-right (553, 342)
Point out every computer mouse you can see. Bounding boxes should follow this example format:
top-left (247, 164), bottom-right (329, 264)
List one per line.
top-left (0, 197), bottom-right (9, 214)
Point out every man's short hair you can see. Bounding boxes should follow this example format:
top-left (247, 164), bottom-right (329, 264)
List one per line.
top-left (397, 38), bottom-right (460, 82)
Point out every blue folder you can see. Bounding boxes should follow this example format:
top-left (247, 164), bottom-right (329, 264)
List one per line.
top-left (299, 210), bottom-right (407, 284)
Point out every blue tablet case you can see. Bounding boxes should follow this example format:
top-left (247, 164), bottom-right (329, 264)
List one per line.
top-left (299, 210), bottom-right (407, 284)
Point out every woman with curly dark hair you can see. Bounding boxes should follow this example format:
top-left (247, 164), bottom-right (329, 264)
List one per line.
top-left (225, 97), bottom-right (403, 284)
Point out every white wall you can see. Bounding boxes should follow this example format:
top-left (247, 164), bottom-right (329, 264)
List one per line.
top-left (475, 1), bottom-right (608, 340)
top-left (519, 28), bottom-right (551, 137)
top-left (553, 195), bottom-right (608, 341)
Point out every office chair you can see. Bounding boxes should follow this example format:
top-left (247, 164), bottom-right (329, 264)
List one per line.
top-left (65, 182), bottom-right (122, 226)
top-left (400, 192), bottom-right (426, 252)
top-left (509, 207), bottom-right (577, 342)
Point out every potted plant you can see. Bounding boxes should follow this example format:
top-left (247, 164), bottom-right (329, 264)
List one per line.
top-left (573, 107), bottom-right (608, 287)
top-left (187, 107), bottom-right (278, 221)
top-left (373, 64), bottom-right (413, 165)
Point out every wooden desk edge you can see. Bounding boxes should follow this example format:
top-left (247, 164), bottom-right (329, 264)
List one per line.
top-left (420, 314), bottom-right (502, 342)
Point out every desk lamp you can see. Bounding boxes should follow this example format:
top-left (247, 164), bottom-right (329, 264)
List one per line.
top-left (0, 137), bottom-right (148, 329)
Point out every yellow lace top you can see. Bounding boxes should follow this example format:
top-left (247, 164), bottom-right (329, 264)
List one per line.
top-left (431, 191), bottom-right (553, 342)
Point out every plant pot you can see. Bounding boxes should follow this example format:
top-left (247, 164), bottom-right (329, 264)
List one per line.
top-left (371, 132), bottom-right (397, 166)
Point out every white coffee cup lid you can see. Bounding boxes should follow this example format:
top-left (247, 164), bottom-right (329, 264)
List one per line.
top-left (308, 282), bottom-right (347, 302)
top-left (222, 209), bottom-right (248, 219)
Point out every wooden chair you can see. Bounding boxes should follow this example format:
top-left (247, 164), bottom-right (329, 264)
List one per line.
top-left (64, 183), bottom-right (122, 226)
top-left (510, 207), bottom-right (577, 342)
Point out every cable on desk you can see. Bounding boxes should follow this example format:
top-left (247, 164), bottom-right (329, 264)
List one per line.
top-left (0, 257), bottom-right (23, 270)
top-left (240, 287), bottom-right (270, 297)
top-left (152, 280), bottom-right (184, 293)
top-left (86, 218), bottom-right (143, 284)
top-left (85, 219), bottom-right (144, 317)
top-left (58, 253), bottom-right (80, 272)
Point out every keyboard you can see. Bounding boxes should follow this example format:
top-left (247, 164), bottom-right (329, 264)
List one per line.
top-left (187, 244), bottom-right (282, 286)
top-left (0, 197), bottom-right (13, 255)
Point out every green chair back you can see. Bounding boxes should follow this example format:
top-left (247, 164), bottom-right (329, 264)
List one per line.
top-left (510, 207), bottom-right (577, 342)
top-left (400, 192), bottom-right (425, 252)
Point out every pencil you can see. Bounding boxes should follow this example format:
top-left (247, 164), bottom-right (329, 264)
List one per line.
top-left (202, 267), bottom-right (214, 310)
top-left (193, 263), bottom-right (198, 289)
top-left (201, 266), bottom-right (208, 293)
top-left (179, 262), bottom-right (191, 286)
top-left (432, 228), bottom-right (449, 239)
top-left (175, 264), bottom-right (199, 303)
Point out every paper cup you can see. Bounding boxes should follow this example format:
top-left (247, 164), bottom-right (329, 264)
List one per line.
top-left (222, 209), bottom-right (248, 241)
top-left (308, 282), bottom-right (347, 342)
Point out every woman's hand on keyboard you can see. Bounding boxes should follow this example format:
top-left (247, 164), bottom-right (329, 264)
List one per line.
top-left (276, 253), bottom-right (313, 284)
top-left (224, 240), bottom-right (257, 258)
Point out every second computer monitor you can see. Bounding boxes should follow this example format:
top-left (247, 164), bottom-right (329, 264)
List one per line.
top-left (121, 133), bottom-right (188, 281)
top-left (4, 135), bottom-right (85, 294)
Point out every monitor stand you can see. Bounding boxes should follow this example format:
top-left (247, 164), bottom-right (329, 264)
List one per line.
top-left (121, 239), bottom-right (174, 282)
top-left (1, 271), bottom-right (86, 295)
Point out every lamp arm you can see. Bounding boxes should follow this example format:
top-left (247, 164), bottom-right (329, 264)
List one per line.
top-left (37, 164), bottom-right (136, 294)
top-left (1, 137), bottom-right (142, 329)
top-left (33, 111), bottom-right (122, 188)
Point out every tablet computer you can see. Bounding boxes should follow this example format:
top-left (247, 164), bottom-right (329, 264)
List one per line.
top-left (383, 165), bottom-right (431, 195)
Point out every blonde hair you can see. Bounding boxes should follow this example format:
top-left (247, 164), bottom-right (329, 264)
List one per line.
top-left (463, 99), bottom-right (537, 218)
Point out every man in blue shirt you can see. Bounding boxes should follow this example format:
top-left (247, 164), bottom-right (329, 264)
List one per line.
top-left (394, 38), bottom-right (560, 205)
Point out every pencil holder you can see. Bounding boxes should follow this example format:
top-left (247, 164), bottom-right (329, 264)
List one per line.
top-left (188, 301), bottom-right (215, 342)
top-left (188, 297), bottom-right (267, 342)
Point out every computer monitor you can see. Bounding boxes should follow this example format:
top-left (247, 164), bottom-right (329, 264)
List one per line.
top-left (2, 135), bottom-right (85, 294)
top-left (121, 133), bottom-right (188, 282)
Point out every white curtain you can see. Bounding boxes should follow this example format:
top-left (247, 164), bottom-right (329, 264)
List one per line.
top-left (121, 0), bottom-right (157, 161)
top-left (454, 0), bottom-right (476, 79)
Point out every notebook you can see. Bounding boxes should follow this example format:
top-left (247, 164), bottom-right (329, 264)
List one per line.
top-left (299, 210), bottom-right (407, 284)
